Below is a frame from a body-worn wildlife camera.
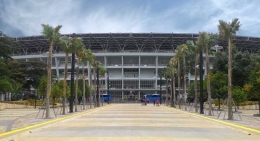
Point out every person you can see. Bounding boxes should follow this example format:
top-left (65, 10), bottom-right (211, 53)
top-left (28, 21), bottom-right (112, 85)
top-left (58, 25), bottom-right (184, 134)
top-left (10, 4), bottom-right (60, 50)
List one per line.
top-left (141, 98), bottom-right (145, 106)
top-left (156, 100), bottom-right (160, 106)
top-left (153, 100), bottom-right (155, 106)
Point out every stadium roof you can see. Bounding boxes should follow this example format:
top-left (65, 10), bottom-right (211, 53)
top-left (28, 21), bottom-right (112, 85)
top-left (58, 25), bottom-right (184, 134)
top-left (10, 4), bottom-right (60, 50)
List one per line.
top-left (12, 33), bottom-right (260, 55)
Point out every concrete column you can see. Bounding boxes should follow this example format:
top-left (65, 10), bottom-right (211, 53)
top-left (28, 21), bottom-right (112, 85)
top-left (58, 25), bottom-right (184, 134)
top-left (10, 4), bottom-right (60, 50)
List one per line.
top-left (155, 56), bottom-right (158, 90)
top-left (105, 56), bottom-right (107, 89)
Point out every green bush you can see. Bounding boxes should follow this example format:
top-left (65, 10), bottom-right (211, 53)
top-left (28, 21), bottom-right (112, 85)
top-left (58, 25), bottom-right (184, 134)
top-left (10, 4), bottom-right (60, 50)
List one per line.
top-left (213, 99), bottom-right (224, 106)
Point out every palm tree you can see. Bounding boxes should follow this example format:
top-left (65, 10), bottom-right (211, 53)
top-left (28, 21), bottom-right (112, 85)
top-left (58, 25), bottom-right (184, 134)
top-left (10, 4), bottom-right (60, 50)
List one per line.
top-left (169, 58), bottom-right (177, 107)
top-left (87, 51), bottom-right (95, 108)
top-left (174, 48), bottom-right (182, 109)
top-left (99, 66), bottom-right (107, 106)
top-left (186, 40), bottom-right (199, 112)
top-left (92, 60), bottom-right (100, 107)
top-left (197, 32), bottom-right (217, 116)
top-left (218, 18), bottom-right (241, 120)
top-left (41, 24), bottom-right (62, 118)
top-left (73, 38), bottom-right (85, 112)
top-left (179, 44), bottom-right (189, 110)
top-left (79, 48), bottom-right (88, 110)
top-left (162, 67), bottom-right (171, 105)
top-left (59, 36), bottom-right (72, 114)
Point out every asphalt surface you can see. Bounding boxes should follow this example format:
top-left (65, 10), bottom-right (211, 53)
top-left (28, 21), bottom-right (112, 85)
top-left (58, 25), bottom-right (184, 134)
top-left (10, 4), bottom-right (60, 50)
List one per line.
top-left (2, 104), bottom-right (259, 141)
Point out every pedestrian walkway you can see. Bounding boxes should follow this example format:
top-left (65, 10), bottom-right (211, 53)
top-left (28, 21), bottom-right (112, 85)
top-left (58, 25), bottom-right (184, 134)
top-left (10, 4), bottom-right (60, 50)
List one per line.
top-left (1, 104), bottom-right (259, 141)
top-left (0, 109), bottom-right (39, 133)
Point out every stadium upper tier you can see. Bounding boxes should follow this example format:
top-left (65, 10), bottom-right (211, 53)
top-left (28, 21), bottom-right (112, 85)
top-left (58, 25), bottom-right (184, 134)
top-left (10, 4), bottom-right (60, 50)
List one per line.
top-left (13, 33), bottom-right (260, 55)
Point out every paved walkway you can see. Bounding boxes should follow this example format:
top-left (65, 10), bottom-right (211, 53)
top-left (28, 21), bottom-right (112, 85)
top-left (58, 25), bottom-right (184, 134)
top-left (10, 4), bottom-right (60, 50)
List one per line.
top-left (2, 104), bottom-right (259, 141)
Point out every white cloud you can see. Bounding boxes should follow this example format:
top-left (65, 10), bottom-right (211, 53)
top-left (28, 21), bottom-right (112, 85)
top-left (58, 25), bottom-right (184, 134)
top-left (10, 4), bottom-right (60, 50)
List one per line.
top-left (1, 0), bottom-right (260, 37)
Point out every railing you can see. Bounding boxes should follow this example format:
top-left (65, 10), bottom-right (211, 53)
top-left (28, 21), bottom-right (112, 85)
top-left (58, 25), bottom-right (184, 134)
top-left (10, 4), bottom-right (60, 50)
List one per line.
top-left (106, 64), bottom-right (122, 66)
top-left (140, 87), bottom-right (155, 89)
top-left (123, 64), bottom-right (139, 66)
top-left (158, 64), bottom-right (167, 66)
top-left (124, 74), bottom-right (139, 77)
top-left (140, 64), bottom-right (156, 66)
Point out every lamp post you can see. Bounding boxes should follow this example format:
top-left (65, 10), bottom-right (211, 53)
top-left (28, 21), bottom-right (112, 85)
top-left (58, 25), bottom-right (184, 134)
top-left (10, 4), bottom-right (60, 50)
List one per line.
top-left (199, 46), bottom-right (204, 114)
top-left (107, 71), bottom-right (110, 104)
top-left (70, 52), bottom-right (75, 113)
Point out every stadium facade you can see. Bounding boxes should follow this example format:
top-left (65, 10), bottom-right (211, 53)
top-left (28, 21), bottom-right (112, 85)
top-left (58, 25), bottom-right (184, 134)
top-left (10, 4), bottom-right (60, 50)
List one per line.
top-left (7, 33), bottom-right (260, 101)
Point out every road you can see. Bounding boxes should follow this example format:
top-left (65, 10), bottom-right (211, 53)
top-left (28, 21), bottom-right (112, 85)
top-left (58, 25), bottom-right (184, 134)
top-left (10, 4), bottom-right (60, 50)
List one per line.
top-left (5, 104), bottom-right (260, 141)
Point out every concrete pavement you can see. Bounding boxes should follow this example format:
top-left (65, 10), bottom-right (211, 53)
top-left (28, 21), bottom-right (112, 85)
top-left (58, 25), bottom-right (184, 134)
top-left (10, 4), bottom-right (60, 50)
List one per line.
top-left (1, 104), bottom-right (259, 141)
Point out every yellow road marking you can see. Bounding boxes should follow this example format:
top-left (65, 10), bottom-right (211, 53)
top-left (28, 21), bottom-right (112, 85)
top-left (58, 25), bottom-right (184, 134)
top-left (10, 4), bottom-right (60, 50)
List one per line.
top-left (163, 106), bottom-right (260, 134)
top-left (0, 105), bottom-right (111, 137)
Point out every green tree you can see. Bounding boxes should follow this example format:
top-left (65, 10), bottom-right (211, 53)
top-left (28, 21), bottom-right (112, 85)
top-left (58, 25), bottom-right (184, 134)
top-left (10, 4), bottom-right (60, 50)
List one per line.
top-left (169, 57), bottom-right (177, 107)
top-left (186, 40), bottom-right (199, 112)
top-left (51, 82), bottom-right (62, 106)
top-left (232, 51), bottom-right (251, 87)
top-left (196, 32), bottom-right (217, 115)
top-left (232, 86), bottom-right (246, 110)
top-left (92, 60), bottom-right (100, 107)
top-left (218, 18), bottom-right (241, 120)
top-left (78, 49), bottom-right (91, 109)
top-left (20, 59), bottom-right (46, 90)
top-left (174, 48), bottom-right (182, 108)
top-left (211, 72), bottom-right (228, 110)
top-left (38, 76), bottom-right (47, 100)
top-left (41, 24), bottom-right (62, 118)
top-left (59, 36), bottom-right (72, 114)
top-left (73, 37), bottom-right (85, 111)
top-left (179, 44), bottom-right (189, 110)
top-left (243, 64), bottom-right (260, 114)
top-left (99, 66), bottom-right (106, 106)
top-left (212, 51), bottom-right (228, 74)
top-left (0, 36), bottom-right (18, 60)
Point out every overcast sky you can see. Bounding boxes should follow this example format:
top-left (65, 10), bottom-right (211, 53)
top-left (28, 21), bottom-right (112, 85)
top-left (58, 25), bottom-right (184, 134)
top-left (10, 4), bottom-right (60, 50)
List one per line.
top-left (1, 0), bottom-right (259, 37)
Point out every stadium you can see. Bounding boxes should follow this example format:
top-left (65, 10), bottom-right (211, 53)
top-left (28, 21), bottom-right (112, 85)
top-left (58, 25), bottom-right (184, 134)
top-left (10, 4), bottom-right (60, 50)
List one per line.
top-left (9, 33), bottom-right (260, 102)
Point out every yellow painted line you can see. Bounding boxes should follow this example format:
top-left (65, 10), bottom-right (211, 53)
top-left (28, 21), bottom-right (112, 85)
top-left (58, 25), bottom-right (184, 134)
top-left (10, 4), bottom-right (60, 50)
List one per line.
top-left (0, 105), bottom-right (112, 138)
top-left (163, 106), bottom-right (260, 134)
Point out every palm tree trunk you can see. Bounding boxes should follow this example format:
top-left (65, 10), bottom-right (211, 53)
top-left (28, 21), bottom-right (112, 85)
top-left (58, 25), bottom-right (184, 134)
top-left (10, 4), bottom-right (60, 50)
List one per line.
top-left (183, 55), bottom-right (187, 110)
top-left (101, 79), bottom-right (103, 106)
top-left (82, 63), bottom-right (86, 110)
top-left (170, 77), bottom-right (172, 107)
top-left (88, 62), bottom-right (92, 108)
top-left (75, 60), bottom-right (79, 112)
top-left (194, 54), bottom-right (199, 113)
top-left (46, 42), bottom-right (53, 119)
top-left (166, 78), bottom-right (168, 105)
top-left (178, 60), bottom-right (181, 109)
top-left (93, 68), bottom-right (97, 107)
top-left (171, 69), bottom-right (176, 107)
top-left (258, 99), bottom-right (260, 114)
top-left (228, 38), bottom-right (233, 120)
top-left (206, 44), bottom-right (212, 116)
top-left (62, 52), bottom-right (68, 115)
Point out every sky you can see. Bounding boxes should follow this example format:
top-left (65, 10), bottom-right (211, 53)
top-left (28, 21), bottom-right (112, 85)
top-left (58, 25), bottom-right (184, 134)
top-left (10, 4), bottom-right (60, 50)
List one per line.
top-left (0, 0), bottom-right (260, 37)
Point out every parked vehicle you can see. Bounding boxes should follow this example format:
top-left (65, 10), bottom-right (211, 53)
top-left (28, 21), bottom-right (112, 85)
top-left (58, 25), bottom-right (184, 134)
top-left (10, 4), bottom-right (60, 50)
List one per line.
top-left (100, 94), bottom-right (112, 102)
top-left (143, 94), bottom-right (160, 103)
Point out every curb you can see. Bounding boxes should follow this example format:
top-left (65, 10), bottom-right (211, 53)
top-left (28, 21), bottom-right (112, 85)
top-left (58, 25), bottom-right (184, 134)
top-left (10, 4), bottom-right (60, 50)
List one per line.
top-left (163, 106), bottom-right (260, 135)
